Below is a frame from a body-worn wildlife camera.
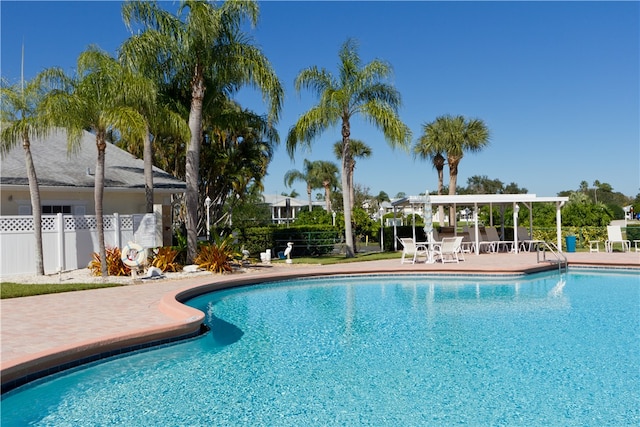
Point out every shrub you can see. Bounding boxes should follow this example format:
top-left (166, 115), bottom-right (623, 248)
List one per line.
top-left (88, 246), bottom-right (130, 276)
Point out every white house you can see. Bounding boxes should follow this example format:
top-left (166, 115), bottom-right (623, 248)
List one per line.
top-left (0, 128), bottom-right (186, 276)
top-left (1, 128), bottom-right (186, 216)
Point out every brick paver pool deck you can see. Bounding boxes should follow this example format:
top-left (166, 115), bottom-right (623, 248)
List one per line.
top-left (2, 251), bottom-right (638, 391)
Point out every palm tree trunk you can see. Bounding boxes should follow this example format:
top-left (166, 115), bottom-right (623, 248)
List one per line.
top-left (185, 71), bottom-right (205, 264)
top-left (437, 165), bottom-right (445, 226)
top-left (341, 124), bottom-right (355, 257)
top-left (349, 162), bottom-right (355, 211)
top-left (307, 185), bottom-right (312, 211)
top-left (23, 136), bottom-right (44, 275)
top-left (324, 182), bottom-right (331, 211)
top-left (448, 159), bottom-right (459, 227)
top-left (144, 124), bottom-right (154, 213)
top-left (95, 133), bottom-right (107, 277)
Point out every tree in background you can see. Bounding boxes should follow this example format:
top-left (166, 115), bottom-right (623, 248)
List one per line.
top-left (314, 160), bottom-right (340, 212)
top-left (284, 159), bottom-right (321, 212)
top-left (286, 38), bottom-right (411, 257)
top-left (420, 115), bottom-right (490, 224)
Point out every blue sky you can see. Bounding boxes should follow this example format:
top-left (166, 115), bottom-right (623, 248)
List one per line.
top-left (2, 1), bottom-right (639, 199)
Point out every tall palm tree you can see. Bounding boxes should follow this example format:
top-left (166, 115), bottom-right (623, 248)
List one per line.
top-left (121, 0), bottom-right (283, 263)
top-left (420, 115), bottom-right (490, 224)
top-left (0, 76), bottom-right (53, 275)
top-left (314, 160), bottom-right (340, 212)
top-left (333, 138), bottom-right (371, 211)
top-left (286, 38), bottom-right (411, 257)
top-left (284, 159), bottom-right (319, 212)
top-left (39, 47), bottom-right (153, 276)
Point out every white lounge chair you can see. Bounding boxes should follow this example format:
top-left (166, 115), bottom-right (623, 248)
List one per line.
top-left (605, 226), bottom-right (630, 252)
top-left (433, 236), bottom-right (463, 263)
top-left (398, 237), bottom-right (428, 264)
top-left (485, 227), bottom-right (511, 252)
top-left (468, 227), bottom-right (494, 253)
top-left (517, 227), bottom-right (543, 252)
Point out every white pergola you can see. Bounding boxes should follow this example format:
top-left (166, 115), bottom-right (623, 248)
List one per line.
top-left (391, 194), bottom-right (569, 254)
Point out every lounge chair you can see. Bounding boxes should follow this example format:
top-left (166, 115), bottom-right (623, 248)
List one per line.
top-left (468, 227), bottom-right (495, 253)
top-left (517, 227), bottom-right (543, 252)
top-left (433, 236), bottom-right (463, 263)
top-left (485, 227), bottom-right (511, 252)
top-left (605, 226), bottom-right (630, 252)
top-left (398, 237), bottom-right (428, 264)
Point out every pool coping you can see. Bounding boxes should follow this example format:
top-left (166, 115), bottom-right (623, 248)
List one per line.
top-left (2, 252), bottom-right (639, 393)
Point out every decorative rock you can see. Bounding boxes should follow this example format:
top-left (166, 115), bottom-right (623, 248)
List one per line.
top-left (183, 264), bottom-right (200, 273)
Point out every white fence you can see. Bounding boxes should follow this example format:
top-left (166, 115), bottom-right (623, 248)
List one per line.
top-left (0, 213), bottom-right (136, 278)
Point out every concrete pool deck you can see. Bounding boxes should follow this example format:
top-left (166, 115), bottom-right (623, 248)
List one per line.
top-left (2, 250), bottom-right (638, 391)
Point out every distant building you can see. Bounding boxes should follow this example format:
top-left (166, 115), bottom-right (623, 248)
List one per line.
top-left (261, 194), bottom-right (324, 224)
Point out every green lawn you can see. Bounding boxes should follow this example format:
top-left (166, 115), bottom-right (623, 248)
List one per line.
top-left (0, 282), bottom-right (126, 299)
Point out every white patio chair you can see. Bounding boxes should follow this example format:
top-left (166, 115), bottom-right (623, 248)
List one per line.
top-left (433, 236), bottom-right (463, 263)
top-left (398, 237), bottom-right (428, 264)
top-left (605, 226), bottom-right (630, 252)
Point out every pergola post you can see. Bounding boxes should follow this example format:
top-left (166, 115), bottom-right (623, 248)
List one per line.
top-left (513, 203), bottom-right (520, 253)
top-left (556, 201), bottom-right (565, 251)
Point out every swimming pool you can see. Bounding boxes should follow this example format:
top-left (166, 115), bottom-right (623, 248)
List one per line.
top-left (2, 271), bottom-right (638, 426)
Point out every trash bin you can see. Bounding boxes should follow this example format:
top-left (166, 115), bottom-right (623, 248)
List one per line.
top-left (565, 235), bottom-right (576, 252)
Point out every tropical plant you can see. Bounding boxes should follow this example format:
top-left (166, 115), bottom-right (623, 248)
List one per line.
top-left (121, 0), bottom-right (283, 264)
top-left (286, 38), bottom-right (411, 257)
top-left (0, 75), bottom-right (52, 275)
top-left (38, 47), bottom-right (152, 277)
top-left (150, 247), bottom-right (183, 273)
top-left (195, 235), bottom-right (238, 273)
top-left (333, 138), bottom-right (371, 211)
top-left (88, 246), bottom-right (130, 277)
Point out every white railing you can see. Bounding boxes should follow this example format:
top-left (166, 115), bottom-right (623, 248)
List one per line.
top-left (0, 213), bottom-right (135, 278)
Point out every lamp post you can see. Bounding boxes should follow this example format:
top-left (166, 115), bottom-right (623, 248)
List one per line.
top-left (204, 196), bottom-right (211, 241)
top-left (379, 207), bottom-right (385, 252)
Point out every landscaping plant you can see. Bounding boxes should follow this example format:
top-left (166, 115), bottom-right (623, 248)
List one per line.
top-left (150, 247), bottom-right (183, 273)
top-left (195, 236), bottom-right (239, 273)
top-left (88, 246), bottom-right (130, 276)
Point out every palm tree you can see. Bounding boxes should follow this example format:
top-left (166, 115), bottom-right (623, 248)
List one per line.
top-left (0, 76), bottom-right (53, 275)
top-left (284, 159), bottom-right (319, 212)
top-left (313, 160), bottom-right (340, 212)
top-left (39, 47), bottom-right (152, 276)
top-left (286, 38), bottom-right (411, 257)
top-left (333, 138), bottom-right (371, 211)
top-left (420, 115), bottom-right (489, 224)
top-left (121, 0), bottom-right (283, 263)
top-left (414, 121), bottom-right (447, 197)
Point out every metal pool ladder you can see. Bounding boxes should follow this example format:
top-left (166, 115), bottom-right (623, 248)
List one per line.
top-left (536, 241), bottom-right (568, 273)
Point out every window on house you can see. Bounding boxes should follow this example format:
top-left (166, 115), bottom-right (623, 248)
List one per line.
top-left (42, 205), bottom-right (72, 214)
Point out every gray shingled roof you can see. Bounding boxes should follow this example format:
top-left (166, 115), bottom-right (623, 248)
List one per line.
top-left (1, 128), bottom-right (185, 191)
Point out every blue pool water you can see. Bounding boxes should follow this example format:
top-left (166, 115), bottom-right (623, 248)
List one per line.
top-left (2, 271), bottom-right (639, 426)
